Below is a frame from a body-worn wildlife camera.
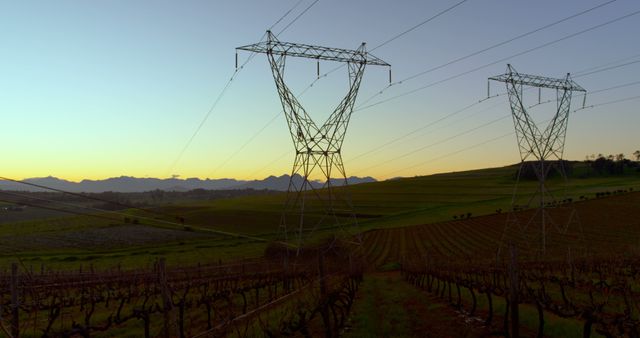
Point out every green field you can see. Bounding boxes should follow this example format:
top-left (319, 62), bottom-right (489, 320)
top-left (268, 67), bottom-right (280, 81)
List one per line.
top-left (1, 162), bottom-right (639, 269)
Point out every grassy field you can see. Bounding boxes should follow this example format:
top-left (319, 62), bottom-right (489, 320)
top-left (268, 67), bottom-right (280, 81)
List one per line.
top-left (0, 162), bottom-right (638, 269)
top-left (344, 272), bottom-right (486, 337)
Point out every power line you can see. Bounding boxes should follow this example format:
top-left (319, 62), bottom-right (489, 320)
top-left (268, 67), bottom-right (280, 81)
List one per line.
top-left (247, 149), bottom-right (291, 179)
top-left (571, 51), bottom-right (640, 75)
top-left (372, 0), bottom-right (470, 51)
top-left (4, 94), bottom-right (634, 244)
top-left (223, 34), bottom-right (639, 181)
top-left (269, 0), bottom-right (305, 31)
top-left (182, 4), bottom-right (638, 181)
top-left (277, 0), bottom-right (320, 36)
top-left (165, 32), bottom-right (266, 177)
top-left (355, 107), bottom-right (511, 174)
top-left (393, 1), bottom-right (614, 85)
top-left (253, 51), bottom-right (640, 181)
top-left (0, 190), bottom-right (272, 243)
top-left (573, 59), bottom-right (640, 78)
top-left (0, 195), bottom-right (122, 223)
top-left (214, 0), bottom-right (473, 173)
top-left (2, 2), bottom-right (324, 241)
top-left (380, 112), bottom-right (577, 178)
top-left (1, 172), bottom-right (285, 243)
top-left (198, 1), bottom-right (324, 177)
top-left (346, 54), bottom-right (640, 173)
top-left (382, 130), bottom-right (515, 178)
top-left (0, 190), bottom-right (134, 221)
top-left (381, 95), bottom-right (638, 179)
top-left (358, 73), bottom-right (640, 177)
top-left (209, 112), bottom-right (281, 177)
top-left (576, 94), bottom-right (640, 112)
top-left (355, 8), bottom-right (640, 113)
top-left (529, 80), bottom-right (640, 109)
top-left (333, 7), bottom-right (639, 171)
top-left (299, 0), bottom-right (472, 97)
top-left (165, 70), bottom-right (240, 176)
top-left (0, 175), bottom-right (178, 219)
top-left (588, 80), bottom-right (640, 94)
top-left (0, 187), bottom-right (265, 249)
top-left (357, 0), bottom-right (617, 107)
top-left (348, 94), bottom-right (504, 163)
top-left (166, 1), bottom-right (315, 176)
top-left (0, 190), bottom-right (197, 232)
top-left (0, 174), bottom-right (283, 243)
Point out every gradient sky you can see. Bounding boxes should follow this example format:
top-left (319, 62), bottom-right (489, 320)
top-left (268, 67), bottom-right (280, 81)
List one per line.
top-left (1, 0), bottom-right (639, 181)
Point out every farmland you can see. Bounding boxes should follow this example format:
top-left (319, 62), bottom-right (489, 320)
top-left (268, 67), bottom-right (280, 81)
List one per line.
top-left (1, 162), bottom-right (638, 268)
top-left (0, 163), bottom-right (639, 336)
top-left (362, 191), bottom-right (640, 267)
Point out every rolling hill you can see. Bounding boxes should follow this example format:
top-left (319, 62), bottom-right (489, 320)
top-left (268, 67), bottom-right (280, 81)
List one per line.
top-left (0, 174), bottom-right (376, 192)
top-left (0, 162), bottom-right (638, 268)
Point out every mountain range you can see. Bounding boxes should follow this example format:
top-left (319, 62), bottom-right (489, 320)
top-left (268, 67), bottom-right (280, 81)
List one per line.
top-left (0, 175), bottom-right (377, 193)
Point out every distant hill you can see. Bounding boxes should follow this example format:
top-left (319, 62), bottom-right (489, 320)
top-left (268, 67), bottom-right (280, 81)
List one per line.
top-left (233, 174), bottom-right (376, 191)
top-left (0, 175), bottom-right (377, 193)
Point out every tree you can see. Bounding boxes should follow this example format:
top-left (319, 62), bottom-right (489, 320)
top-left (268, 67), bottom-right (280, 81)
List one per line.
top-left (591, 157), bottom-right (621, 175)
top-left (634, 150), bottom-right (640, 161)
top-left (615, 153), bottom-right (625, 162)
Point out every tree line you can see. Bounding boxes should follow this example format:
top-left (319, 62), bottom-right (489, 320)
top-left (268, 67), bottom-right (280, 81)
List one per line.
top-left (515, 150), bottom-right (640, 180)
top-left (584, 151), bottom-right (640, 176)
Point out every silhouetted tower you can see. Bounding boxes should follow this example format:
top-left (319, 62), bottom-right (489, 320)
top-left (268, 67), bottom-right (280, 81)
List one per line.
top-left (237, 31), bottom-right (390, 251)
top-left (489, 64), bottom-right (587, 256)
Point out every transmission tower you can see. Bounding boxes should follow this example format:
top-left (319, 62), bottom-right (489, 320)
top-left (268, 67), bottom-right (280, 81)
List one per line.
top-left (489, 64), bottom-right (587, 257)
top-left (237, 31), bottom-right (390, 251)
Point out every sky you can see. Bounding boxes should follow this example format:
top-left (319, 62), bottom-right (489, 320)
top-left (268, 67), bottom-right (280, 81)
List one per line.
top-left (1, 0), bottom-right (639, 181)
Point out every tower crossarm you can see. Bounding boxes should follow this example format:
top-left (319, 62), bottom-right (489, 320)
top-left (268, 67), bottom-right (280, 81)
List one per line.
top-left (237, 31), bottom-right (390, 66)
top-left (490, 64), bottom-right (587, 256)
top-left (489, 65), bottom-right (585, 92)
top-left (236, 31), bottom-right (391, 250)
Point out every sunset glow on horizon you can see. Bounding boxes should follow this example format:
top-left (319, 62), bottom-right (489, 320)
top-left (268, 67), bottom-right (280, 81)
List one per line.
top-left (1, 1), bottom-right (638, 182)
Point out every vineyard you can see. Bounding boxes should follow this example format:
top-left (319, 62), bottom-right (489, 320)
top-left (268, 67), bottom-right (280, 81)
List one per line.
top-left (403, 256), bottom-right (640, 337)
top-left (0, 191), bottom-right (639, 336)
top-left (362, 191), bottom-right (640, 266)
top-left (360, 191), bottom-right (640, 336)
top-left (0, 249), bottom-right (363, 338)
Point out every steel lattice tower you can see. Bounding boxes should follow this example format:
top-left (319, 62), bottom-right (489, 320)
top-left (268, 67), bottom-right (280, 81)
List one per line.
top-left (237, 31), bottom-right (390, 251)
top-left (489, 64), bottom-right (587, 256)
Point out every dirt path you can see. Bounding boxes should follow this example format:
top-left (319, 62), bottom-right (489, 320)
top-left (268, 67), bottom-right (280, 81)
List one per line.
top-left (344, 271), bottom-right (489, 338)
